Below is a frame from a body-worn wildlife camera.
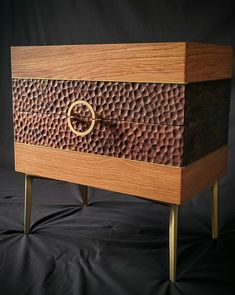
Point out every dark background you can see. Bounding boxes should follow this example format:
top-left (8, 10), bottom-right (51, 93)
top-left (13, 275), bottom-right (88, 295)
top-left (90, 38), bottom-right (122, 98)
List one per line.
top-left (0, 1), bottom-right (235, 294)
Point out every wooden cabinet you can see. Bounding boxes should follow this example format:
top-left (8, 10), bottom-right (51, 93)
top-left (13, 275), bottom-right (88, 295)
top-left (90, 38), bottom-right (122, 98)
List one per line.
top-left (11, 42), bottom-right (233, 281)
top-left (11, 42), bottom-right (232, 204)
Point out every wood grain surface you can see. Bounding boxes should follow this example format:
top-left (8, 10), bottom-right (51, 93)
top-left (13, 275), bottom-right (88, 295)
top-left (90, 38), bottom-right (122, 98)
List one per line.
top-left (186, 43), bottom-right (233, 82)
top-left (14, 142), bottom-right (182, 204)
top-left (11, 42), bottom-right (232, 83)
top-left (14, 143), bottom-right (227, 205)
top-left (181, 146), bottom-right (227, 203)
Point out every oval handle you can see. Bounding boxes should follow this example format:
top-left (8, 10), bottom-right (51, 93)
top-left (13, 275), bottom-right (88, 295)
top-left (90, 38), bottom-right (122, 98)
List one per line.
top-left (67, 100), bottom-right (96, 137)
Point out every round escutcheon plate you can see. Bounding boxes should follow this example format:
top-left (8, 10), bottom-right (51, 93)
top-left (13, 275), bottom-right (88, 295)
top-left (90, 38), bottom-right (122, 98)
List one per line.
top-left (67, 100), bottom-right (96, 137)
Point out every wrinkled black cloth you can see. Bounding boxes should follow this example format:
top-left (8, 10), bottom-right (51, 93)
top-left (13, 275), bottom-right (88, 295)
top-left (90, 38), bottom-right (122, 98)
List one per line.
top-left (1, 0), bottom-right (235, 294)
top-left (0, 169), bottom-right (235, 295)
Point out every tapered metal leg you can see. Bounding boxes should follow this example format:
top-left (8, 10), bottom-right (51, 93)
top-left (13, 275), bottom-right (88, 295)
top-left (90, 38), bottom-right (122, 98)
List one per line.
top-left (169, 205), bottom-right (179, 282)
top-left (80, 185), bottom-right (88, 207)
top-left (24, 174), bottom-right (33, 234)
top-left (212, 180), bottom-right (219, 239)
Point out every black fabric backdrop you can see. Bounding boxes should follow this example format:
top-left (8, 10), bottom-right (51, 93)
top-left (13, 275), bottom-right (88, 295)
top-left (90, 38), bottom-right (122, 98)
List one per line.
top-left (1, 1), bottom-right (235, 294)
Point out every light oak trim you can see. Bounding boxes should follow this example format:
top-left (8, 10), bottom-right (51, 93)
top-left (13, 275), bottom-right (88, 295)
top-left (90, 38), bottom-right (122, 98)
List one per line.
top-left (14, 142), bottom-right (182, 204)
top-left (186, 43), bottom-right (233, 82)
top-left (181, 146), bottom-right (227, 203)
top-left (11, 42), bottom-right (232, 83)
top-left (11, 43), bottom-right (186, 83)
top-left (14, 143), bottom-right (227, 205)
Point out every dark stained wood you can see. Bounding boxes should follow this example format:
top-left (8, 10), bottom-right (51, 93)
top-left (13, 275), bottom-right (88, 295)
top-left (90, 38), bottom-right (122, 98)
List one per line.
top-left (12, 78), bottom-right (231, 166)
top-left (185, 79), bottom-right (231, 124)
top-left (13, 110), bottom-right (229, 167)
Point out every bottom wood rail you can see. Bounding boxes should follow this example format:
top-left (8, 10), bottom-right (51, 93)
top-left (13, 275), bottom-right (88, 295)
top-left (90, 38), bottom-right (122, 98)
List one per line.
top-left (23, 175), bottom-right (219, 282)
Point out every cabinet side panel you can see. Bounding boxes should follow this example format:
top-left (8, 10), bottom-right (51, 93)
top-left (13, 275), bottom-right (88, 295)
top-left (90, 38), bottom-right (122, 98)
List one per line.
top-left (183, 118), bottom-right (228, 166)
top-left (183, 79), bottom-right (231, 165)
top-left (185, 79), bottom-right (231, 124)
top-left (181, 146), bottom-right (227, 203)
top-left (186, 43), bottom-right (233, 82)
top-left (12, 79), bottom-right (186, 125)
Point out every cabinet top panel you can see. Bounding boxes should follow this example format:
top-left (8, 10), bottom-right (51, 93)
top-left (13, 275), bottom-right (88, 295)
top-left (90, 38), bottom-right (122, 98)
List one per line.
top-left (11, 42), bottom-right (233, 83)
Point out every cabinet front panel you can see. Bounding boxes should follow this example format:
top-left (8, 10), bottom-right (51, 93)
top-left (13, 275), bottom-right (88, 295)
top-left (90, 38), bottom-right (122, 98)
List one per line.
top-left (13, 111), bottom-right (184, 166)
top-left (12, 79), bottom-right (185, 125)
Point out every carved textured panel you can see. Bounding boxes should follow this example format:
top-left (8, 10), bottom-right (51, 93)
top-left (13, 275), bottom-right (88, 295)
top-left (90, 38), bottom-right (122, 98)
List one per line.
top-left (12, 78), bottom-right (231, 167)
top-left (13, 112), bottom-right (184, 166)
top-left (12, 79), bottom-right (185, 125)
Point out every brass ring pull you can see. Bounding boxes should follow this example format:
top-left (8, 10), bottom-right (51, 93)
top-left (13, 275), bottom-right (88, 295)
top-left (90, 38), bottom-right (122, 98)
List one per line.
top-left (67, 100), bottom-right (96, 137)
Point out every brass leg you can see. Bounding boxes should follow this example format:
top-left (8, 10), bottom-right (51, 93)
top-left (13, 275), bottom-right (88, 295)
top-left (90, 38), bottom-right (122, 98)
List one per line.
top-left (212, 180), bottom-right (219, 239)
top-left (169, 204), bottom-right (179, 282)
top-left (80, 185), bottom-right (88, 207)
top-left (24, 174), bottom-right (33, 234)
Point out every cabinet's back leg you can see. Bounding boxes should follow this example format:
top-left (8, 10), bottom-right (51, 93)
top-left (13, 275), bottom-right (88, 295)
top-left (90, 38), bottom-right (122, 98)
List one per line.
top-left (24, 174), bottom-right (33, 234)
top-left (212, 180), bottom-right (219, 239)
top-left (80, 185), bottom-right (88, 207)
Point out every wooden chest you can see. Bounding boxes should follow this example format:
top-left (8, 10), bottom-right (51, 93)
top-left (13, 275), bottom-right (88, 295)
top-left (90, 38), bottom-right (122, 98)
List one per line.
top-left (11, 43), bottom-right (232, 204)
top-left (11, 42), bottom-right (233, 282)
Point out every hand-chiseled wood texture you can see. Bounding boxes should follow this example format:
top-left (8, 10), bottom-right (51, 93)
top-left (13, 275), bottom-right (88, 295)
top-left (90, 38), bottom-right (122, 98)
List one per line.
top-left (11, 42), bottom-right (232, 83)
top-left (14, 143), bottom-right (227, 205)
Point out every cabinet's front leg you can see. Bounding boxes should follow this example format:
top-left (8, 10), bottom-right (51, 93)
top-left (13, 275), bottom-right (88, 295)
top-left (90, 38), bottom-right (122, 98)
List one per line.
top-left (80, 185), bottom-right (88, 207)
top-left (169, 204), bottom-right (179, 282)
top-left (212, 180), bottom-right (219, 239)
top-left (24, 174), bottom-right (33, 234)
